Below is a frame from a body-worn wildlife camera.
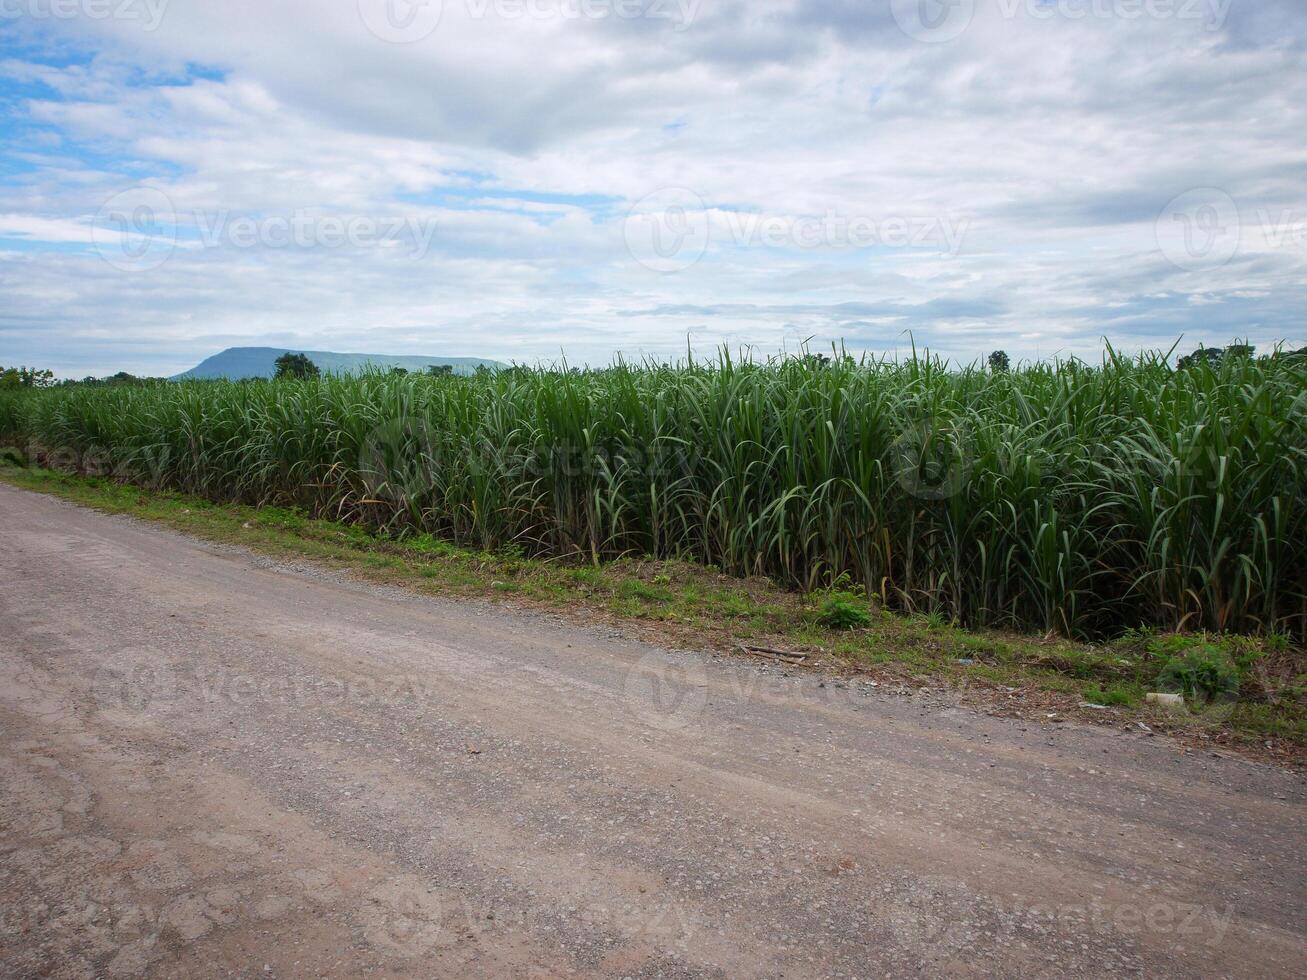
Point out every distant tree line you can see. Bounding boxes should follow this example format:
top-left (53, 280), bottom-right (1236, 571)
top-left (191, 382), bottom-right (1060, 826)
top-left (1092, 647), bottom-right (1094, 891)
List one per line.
top-left (276, 355), bottom-right (471, 380)
top-left (72, 371), bottom-right (165, 386)
top-left (0, 366), bottom-right (55, 389)
top-left (8, 342), bottom-right (1307, 391)
top-left (2, 366), bottom-right (169, 388)
top-left (980, 343), bottom-right (1307, 373)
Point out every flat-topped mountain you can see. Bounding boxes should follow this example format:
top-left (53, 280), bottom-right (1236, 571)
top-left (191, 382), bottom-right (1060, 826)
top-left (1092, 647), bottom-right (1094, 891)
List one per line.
top-left (174, 347), bottom-right (506, 380)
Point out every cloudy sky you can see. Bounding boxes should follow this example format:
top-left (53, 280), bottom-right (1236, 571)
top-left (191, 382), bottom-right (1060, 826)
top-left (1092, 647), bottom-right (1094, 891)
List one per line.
top-left (2, 0), bottom-right (1305, 376)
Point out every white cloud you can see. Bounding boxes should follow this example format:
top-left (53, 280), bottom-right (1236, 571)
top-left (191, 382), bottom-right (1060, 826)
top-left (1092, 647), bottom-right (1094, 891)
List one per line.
top-left (1, 0), bottom-right (1306, 376)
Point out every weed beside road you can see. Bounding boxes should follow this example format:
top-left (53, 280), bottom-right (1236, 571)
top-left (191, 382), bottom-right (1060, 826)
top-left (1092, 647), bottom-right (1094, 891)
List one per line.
top-left (3, 464), bottom-right (1302, 761)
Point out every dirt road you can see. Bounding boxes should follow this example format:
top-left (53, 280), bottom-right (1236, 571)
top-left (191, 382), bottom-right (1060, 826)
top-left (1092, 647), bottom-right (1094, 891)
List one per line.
top-left (1, 484), bottom-right (1304, 978)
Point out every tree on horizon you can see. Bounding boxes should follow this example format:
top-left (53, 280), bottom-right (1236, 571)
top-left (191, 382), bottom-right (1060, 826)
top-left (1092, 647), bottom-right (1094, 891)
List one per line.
top-left (274, 352), bottom-right (320, 380)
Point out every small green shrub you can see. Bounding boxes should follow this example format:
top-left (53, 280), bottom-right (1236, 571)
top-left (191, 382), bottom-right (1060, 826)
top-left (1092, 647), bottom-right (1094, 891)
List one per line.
top-left (1145, 633), bottom-right (1196, 659)
top-left (1156, 643), bottom-right (1242, 703)
top-left (618, 579), bottom-right (673, 604)
top-left (718, 593), bottom-right (757, 618)
top-left (1084, 684), bottom-right (1138, 707)
top-left (816, 590), bottom-right (871, 631)
top-left (404, 533), bottom-right (459, 558)
top-left (1262, 631), bottom-right (1291, 653)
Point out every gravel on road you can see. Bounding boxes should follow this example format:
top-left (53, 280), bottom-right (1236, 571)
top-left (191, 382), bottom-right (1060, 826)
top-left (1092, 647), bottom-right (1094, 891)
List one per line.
top-left (1, 483), bottom-right (1304, 978)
